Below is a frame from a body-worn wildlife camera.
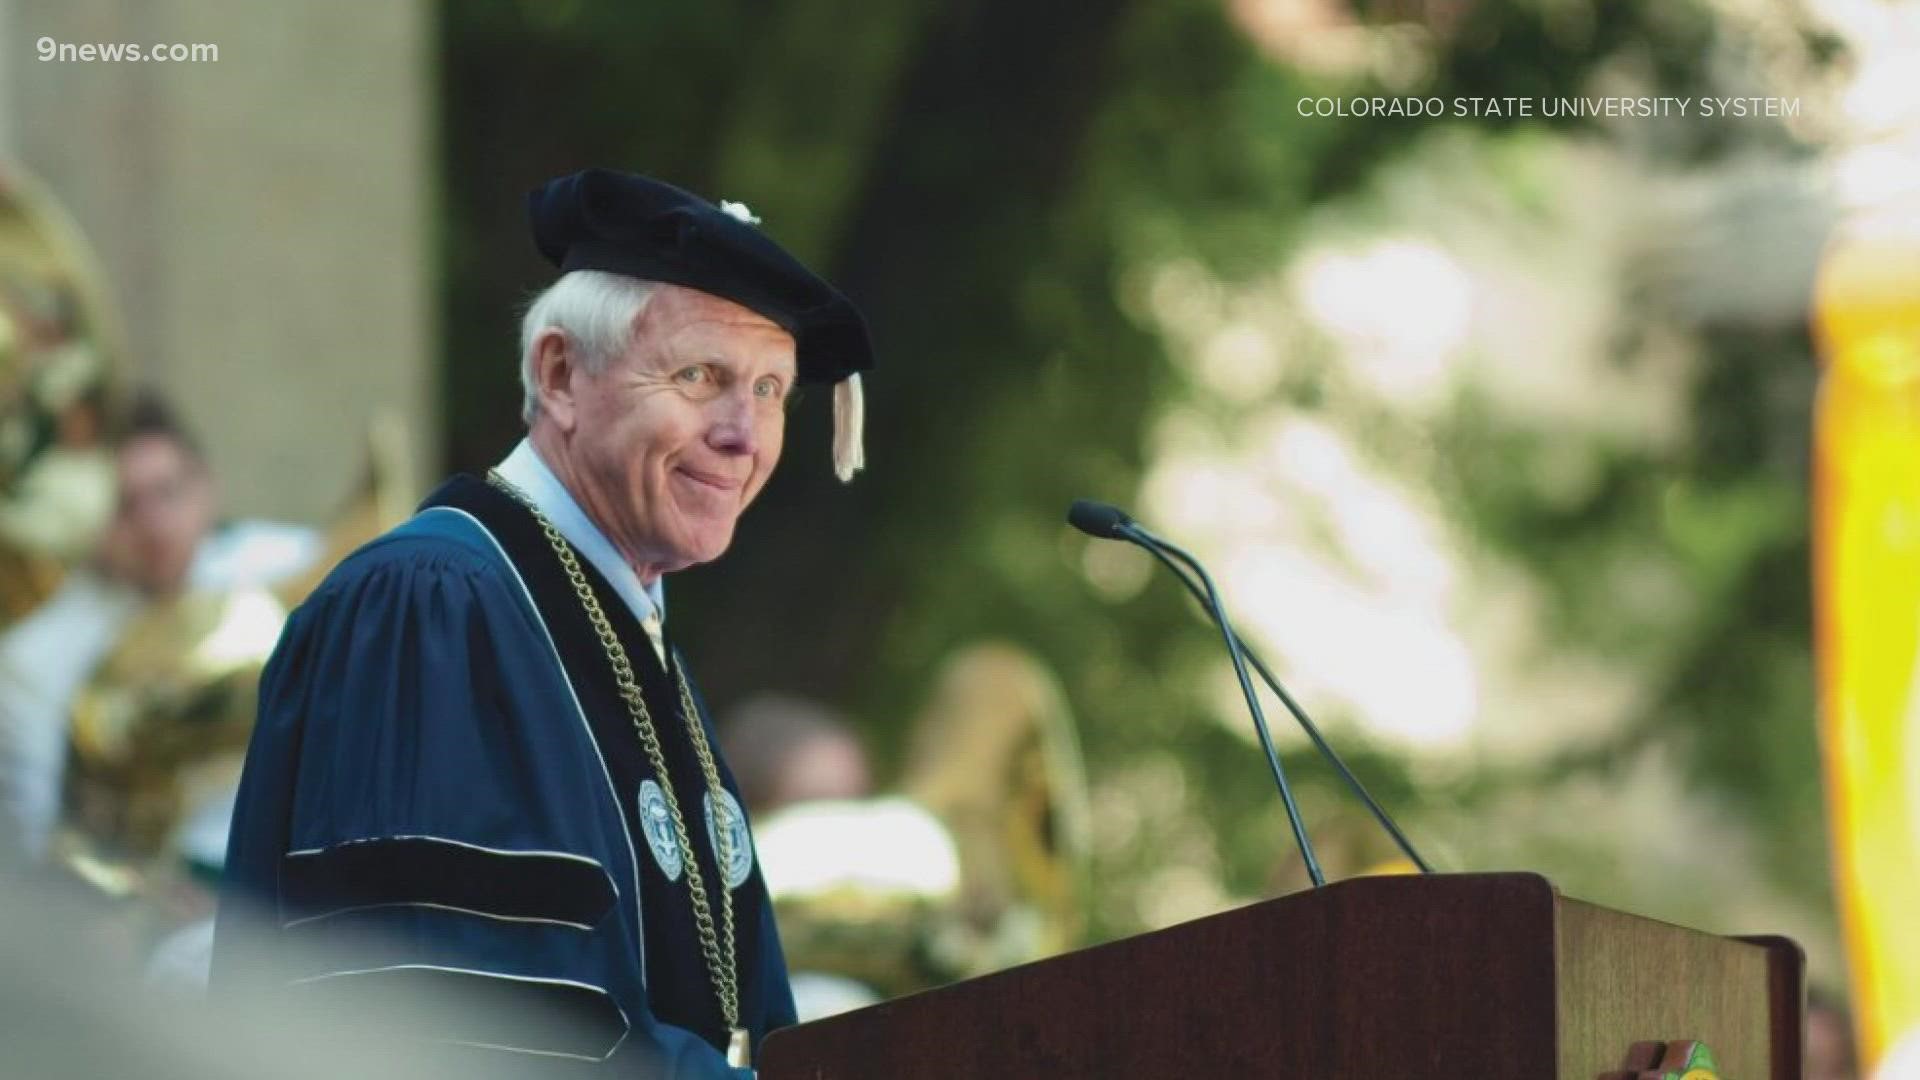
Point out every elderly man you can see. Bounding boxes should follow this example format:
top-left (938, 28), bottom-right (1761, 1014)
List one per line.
top-left (212, 171), bottom-right (873, 1077)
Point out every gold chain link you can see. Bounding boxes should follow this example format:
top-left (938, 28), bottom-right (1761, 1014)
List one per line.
top-left (486, 471), bottom-right (740, 1033)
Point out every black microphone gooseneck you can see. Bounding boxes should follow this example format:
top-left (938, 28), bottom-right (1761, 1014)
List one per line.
top-left (1123, 525), bottom-right (1433, 875)
top-left (1068, 501), bottom-right (1325, 887)
top-left (1070, 498), bottom-right (1439, 881)
top-left (1119, 522), bottom-right (1327, 888)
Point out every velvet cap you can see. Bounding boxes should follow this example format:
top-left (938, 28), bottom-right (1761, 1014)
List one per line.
top-left (527, 169), bottom-right (873, 386)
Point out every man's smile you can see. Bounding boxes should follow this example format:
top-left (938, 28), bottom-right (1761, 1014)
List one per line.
top-left (674, 464), bottom-right (744, 493)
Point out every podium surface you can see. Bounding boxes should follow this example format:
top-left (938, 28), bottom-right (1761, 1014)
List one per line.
top-left (761, 873), bottom-right (1803, 1079)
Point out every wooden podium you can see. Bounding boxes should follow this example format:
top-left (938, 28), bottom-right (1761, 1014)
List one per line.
top-left (760, 873), bottom-right (1803, 1079)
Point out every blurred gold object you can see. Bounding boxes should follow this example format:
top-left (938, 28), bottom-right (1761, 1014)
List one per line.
top-left (900, 643), bottom-right (1090, 970)
top-left (0, 163), bottom-right (124, 624)
top-left (767, 642), bottom-right (1091, 999)
top-left (62, 588), bottom-right (285, 864)
top-left (1813, 215), bottom-right (1920, 1071)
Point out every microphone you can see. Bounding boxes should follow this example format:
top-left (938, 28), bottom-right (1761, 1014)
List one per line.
top-left (1067, 498), bottom-right (1131, 539)
top-left (1070, 500), bottom-right (1326, 887)
top-left (1069, 500), bottom-right (1437, 880)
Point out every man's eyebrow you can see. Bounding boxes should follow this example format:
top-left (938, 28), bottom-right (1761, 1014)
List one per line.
top-left (700, 352), bottom-right (797, 376)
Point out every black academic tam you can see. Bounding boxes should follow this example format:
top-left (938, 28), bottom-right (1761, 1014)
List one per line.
top-left (527, 168), bottom-right (874, 387)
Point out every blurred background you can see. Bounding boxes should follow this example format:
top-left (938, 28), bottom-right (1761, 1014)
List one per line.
top-left (4, 0), bottom-right (1918, 1076)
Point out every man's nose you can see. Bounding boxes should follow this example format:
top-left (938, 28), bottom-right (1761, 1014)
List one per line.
top-left (706, 389), bottom-right (759, 456)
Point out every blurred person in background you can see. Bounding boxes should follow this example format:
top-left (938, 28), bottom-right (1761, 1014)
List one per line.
top-left (718, 693), bottom-right (880, 1020)
top-left (719, 693), bottom-right (873, 818)
top-left (745, 643), bottom-right (1091, 1021)
top-left (214, 170), bottom-right (874, 1077)
top-left (0, 392), bottom-right (318, 981)
top-left (1807, 989), bottom-right (1860, 1080)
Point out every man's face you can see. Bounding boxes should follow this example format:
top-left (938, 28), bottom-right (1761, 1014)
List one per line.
top-left (100, 433), bottom-right (216, 596)
top-left (558, 285), bottom-right (797, 579)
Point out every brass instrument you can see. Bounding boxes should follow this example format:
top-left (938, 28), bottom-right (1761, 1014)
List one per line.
top-left (763, 642), bottom-right (1092, 1002)
top-left (0, 163), bottom-right (124, 623)
top-left (57, 588), bottom-right (284, 892)
top-left (898, 642), bottom-right (1091, 973)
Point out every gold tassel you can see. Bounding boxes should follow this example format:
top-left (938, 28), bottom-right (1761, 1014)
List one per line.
top-left (832, 373), bottom-right (865, 483)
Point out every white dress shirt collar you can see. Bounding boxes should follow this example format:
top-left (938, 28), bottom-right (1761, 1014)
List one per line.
top-left (495, 439), bottom-right (666, 634)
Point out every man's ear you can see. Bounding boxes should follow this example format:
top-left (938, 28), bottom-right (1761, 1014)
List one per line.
top-left (532, 329), bottom-right (579, 432)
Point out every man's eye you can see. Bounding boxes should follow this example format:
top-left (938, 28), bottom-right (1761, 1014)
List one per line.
top-left (676, 366), bottom-right (710, 385)
top-left (753, 377), bottom-right (784, 399)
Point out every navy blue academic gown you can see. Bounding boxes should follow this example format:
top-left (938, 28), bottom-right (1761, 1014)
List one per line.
top-left (212, 475), bottom-right (795, 1076)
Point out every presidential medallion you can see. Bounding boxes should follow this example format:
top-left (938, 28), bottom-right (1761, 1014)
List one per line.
top-left (638, 779), bottom-right (683, 881)
top-left (705, 789), bottom-right (754, 889)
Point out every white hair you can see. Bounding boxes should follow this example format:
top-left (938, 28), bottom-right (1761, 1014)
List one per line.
top-left (518, 270), bottom-right (659, 424)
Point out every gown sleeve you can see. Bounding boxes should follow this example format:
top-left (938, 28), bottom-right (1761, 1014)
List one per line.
top-left (212, 531), bottom-right (750, 1078)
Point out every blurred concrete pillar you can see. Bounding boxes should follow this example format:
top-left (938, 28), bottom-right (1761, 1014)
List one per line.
top-left (0, 0), bottom-right (435, 521)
